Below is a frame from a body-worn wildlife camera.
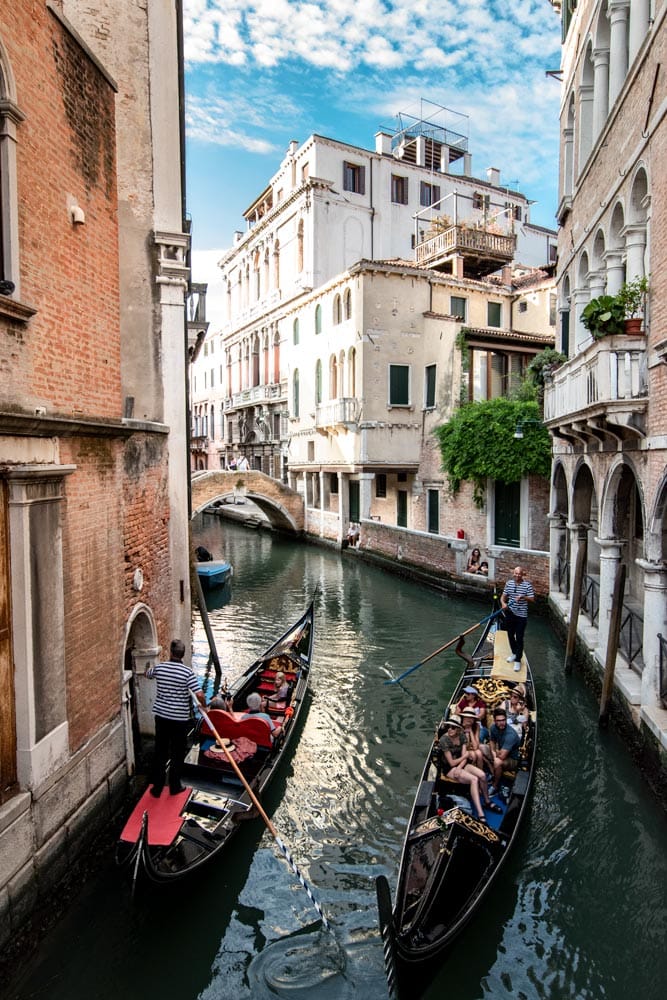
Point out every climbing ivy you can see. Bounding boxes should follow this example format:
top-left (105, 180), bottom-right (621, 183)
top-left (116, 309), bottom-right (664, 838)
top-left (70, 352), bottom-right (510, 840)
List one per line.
top-left (434, 398), bottom-right (551, 508)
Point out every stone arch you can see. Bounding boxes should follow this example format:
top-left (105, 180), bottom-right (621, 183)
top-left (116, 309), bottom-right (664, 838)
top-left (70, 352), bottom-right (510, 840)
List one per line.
top-left (551, 461), bottom-right (570, 594)
top-left (329, 353), bottom-right (338, 398)
top-left (647, 471), bottom-right (667, 564)
top-left (572, 460), bottom-right (600, 573)
top-left (563, 91), bottom-right (575, 198)
top-left (122, 603), bottom-right (160, 769)
top-left (578, 41), bottom-right (595, 167)
top-left (609, 200), bottom-right (625, 250)
top-left (552, 461), bottom-right (569, 518)
top-left (191, 471), bottom-right (304, 533)
top-left (600, 458), bottom-right (645, 594)
top-left (591, 227), bottom-right (606, 272)
top-left (628, 164), bottom-right (649, 225)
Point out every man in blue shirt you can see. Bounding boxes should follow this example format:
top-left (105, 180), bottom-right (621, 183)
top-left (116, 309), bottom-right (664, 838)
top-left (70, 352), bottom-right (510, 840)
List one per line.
top-left (501, 565), bottom-right (535, 669)
top-left (489, 707), bottom-right (521, 787)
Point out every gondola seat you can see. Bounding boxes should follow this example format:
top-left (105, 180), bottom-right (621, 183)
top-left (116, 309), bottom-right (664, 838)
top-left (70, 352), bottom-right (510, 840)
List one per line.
top-left (199, 709), bottom-right (273, 748)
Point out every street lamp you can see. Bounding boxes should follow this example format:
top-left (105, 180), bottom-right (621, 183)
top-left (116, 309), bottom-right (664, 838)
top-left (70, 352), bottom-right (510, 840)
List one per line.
top-left (513, 418), bottom-right (543, 440)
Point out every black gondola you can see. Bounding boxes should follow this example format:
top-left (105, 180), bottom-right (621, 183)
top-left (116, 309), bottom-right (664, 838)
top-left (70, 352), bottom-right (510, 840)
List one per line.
top-left (117, 601), bottom-right (314, 885)
top-left (376, 610), bottom-right (537, 999)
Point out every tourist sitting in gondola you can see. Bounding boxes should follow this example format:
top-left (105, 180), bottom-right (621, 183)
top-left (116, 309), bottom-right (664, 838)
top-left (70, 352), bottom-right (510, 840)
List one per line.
top-left (459, 707), bottom-right (489, 771)
top-left (438, 717), bottom-right (501, 823)
top-left (456, 684), bottom-right (488, 735)
top-left (242, 692), bottom-right (283, 740)
top-left (499, 685), bottom-right (529, 737)
top-left (264, 670), bottom-right (290, 706)
top-left (488, 707), bottom-right (521, 786)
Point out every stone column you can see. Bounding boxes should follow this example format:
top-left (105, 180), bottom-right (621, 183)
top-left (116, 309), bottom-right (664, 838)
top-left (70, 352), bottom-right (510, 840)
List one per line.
top-left (548, 513), bottom-right (569, 595)
top-left (608, 0), bottom-right (629, 108)
top-left (319, 469), bottom-right (325, 538)
top-left (628, 0), bottom-right (650, 65)
top-left (592, 47), bottom-right (610, 138)
top-left (562, 126), bottom-right (574, 198)
top-left (636, 559), bottom-right (667, 708)
top-left (588, 268), bottom-right (607, 300)
top-left (596, 538), bottom-right (625, 663)
top-left (623, 225), bottom-right (647, 282)
top-left (578, 83), bottom-right (594, 165)
top-left (604, 249), bottom-right (626, 295)
top-left (358, 473), bottom-right (374, 521)
top-left (338, 472), bottom-right (349, 546)
top-left (568, 521), bottom-right (590, 613)
top-left (572, 286), bottom-right (590, 350)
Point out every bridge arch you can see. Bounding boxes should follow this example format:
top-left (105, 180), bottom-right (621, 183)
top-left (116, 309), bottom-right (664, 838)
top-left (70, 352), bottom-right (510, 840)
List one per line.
top-left (191, 471), bottom-right (304, 533)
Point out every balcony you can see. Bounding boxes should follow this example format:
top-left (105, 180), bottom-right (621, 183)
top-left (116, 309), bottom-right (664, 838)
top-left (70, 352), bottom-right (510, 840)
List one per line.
top-left (544, 335), bottom-right (648, 444)
top-left (190, 434), bottom-right (209, 451)
top-left (415, 224), bottom-right (515, 278)
top-left (224, 382), bottom-right (286, 412)
top-left (315, 398), bottom-right (360, 432)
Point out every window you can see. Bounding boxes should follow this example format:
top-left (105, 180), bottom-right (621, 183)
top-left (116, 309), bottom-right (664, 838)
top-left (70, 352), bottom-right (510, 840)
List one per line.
top-left (293, 370), bottom-right (300, 418)
top-left (470, 350), bottom-right (528, 401)
top-left (397, 490), bottom-right (408, 528)
top-left (391, 174), bottom-right (408, 204)
top-left (343, 161), bottom-right (365, 194)
top-left (472, 191), bottom-right (490, 211)
top-left (344, 288), bottom-right (352, 320)
top-left (450, 296), bottom-right (467, 321)
top-left (333, 295), bottom-right (342, 325)
top-left (389, 364), bottom-right (410, 406)
top-left (210, 368), bottom-right (214, 387)
top-left (315, 360), bottom-right (322, 404)
top-left (487, 302), bottom-right (502, 328)
top-left (397, 472), bottom-right (407, 483)
top-left (424, 364), bottom-right (436, 409)
top-left (427, 489), bottom-right (439, 534)
top-left (0, 45), bottom-right (22, 300)
top-left (330, 473), bottom-right (339, 495)
top-left (375, 473), bottom-right (387, 498)
top-left (315, 304), bottom-right (322, 335)
top-left (518, 301), bottom-right (528, 313)
top-left (420, 182), bottom-right (441, 208)
top-left (293, 318), bottom-right (299, 345)
top-left (506, 202), bottom-right (522, 222)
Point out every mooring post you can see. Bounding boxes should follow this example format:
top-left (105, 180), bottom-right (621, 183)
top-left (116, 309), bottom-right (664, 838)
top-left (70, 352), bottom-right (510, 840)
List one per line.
top-left (193, 560), bottom-right (222, 680)
top-left (564, 535), bottom-right (588, 675)
top-left (599, 562), bottom-right (626, 728)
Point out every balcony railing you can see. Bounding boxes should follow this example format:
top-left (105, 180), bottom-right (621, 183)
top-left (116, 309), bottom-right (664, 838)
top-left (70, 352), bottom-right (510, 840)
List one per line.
top-left (315, 398), bottom-right (360, 430)
top-left (544, 336), bottom-right (648, 441)
top-left (224, 382), bottom-right (285, 411)
top-left (415, 224), bottom-right (515, 270)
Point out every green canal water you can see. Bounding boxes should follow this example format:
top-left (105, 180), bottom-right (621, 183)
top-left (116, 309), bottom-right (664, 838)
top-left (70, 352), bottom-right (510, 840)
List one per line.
top-left (4, 516), bottom-right (666, 1000)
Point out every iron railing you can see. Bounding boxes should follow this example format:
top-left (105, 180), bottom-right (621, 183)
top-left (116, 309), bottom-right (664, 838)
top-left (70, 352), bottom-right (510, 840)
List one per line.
top-left (658, 634), bottom-right (667, 709)
top-left (580, 573), bottom-right (599, 626)
top-left (619, 605), bottom-right (644, 673)
top-left (556, 555), bottom-right (570, 596)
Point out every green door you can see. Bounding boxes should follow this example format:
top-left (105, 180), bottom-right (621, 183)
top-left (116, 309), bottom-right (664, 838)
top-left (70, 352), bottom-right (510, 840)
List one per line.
top-left (397, 489), bottom-right (408, 528)
top-left (495, 481), bottom-right (520, 547)
top-left (427, 489), bottom-right (439, 534)
top-left (349, 481), bottom-right (360, 522)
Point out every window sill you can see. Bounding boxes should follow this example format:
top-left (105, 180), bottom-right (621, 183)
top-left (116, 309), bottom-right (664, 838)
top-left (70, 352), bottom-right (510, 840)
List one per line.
top-left (0, 297), bottom-right (37, 323)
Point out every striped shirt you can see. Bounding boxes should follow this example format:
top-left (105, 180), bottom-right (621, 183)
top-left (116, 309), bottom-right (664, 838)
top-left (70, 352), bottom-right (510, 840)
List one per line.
top-left (502, 578), bottom-right (534, 618)
top-left (148, 660), bottom-right (200, 721)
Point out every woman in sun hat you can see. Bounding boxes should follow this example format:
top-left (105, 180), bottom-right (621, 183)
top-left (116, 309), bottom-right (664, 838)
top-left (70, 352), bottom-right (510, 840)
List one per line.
top-left (438, 716), bottom-right (501, 822)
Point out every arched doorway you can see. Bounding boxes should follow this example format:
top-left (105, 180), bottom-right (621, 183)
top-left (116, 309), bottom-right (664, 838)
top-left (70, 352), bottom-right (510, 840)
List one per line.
top-left (122, 604), bottom-right (159, 775)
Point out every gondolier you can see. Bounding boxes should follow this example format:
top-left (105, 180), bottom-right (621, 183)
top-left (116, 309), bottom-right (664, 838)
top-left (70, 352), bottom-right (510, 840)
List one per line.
top-left (501, 565), bottom-right (535, 670)
top-left (147, 639), bottom-right (206, 797)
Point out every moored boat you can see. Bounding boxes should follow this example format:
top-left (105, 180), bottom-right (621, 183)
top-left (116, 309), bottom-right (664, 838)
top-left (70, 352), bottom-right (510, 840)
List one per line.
top-left (196, 558), bottom-right (233, 588)
top-left (116, 601), bottom-right (314, 885)
top-left (376, 610), bottom-right (537, 998)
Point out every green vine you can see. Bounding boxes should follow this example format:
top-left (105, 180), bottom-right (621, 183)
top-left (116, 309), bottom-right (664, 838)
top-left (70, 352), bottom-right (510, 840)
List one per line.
top-left (434, 398), bottom-right (551, 508)
top-left (455, 328), bottom-right (471, 406)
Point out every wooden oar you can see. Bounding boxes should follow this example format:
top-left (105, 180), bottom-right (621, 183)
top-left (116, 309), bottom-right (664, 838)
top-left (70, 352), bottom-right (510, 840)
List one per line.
top-left (193, 697), bottom-right (331, 932)
top-left (384, 609), bottom-right (502, 685)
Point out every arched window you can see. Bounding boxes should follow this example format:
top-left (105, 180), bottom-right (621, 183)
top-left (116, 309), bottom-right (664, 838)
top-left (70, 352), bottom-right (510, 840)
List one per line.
top-left (348, 347), bottom-right (356, 396)
top-left (344, 288), bottom-right (352, 320)
top-left (210, 405), bottom-right (215, 440)
top-left (293, 318), bottom-right (299, 345)
top-left (329, 354), bottom-right (338, 398)
top-left (273, 240), bottom-right (280, 288)
top-left (293, 369), bottom-right (300, 418)
top-left (333, 294), bottom-right (342, 325)
top-left (0, 40), bottom-right (23, 297)
top-left (297, 219), bottom-right (304, 272)
top-left (315, 360), bottom-right (322, 404)
top-left (315, 303), bottom-right (322, 335)
top-left (273, 329), bottom-right (280, 383)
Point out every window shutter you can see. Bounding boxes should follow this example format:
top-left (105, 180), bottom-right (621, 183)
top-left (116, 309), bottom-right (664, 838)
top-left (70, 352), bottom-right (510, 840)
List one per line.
top-left (359, 166), bottom-right (366, 196)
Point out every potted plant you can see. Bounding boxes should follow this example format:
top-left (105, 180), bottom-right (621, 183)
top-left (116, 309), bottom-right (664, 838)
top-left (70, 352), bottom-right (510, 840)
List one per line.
top-left (617, 276), bottom-right (649, 334)
top-left (581, 294), bottom-right (625, 339)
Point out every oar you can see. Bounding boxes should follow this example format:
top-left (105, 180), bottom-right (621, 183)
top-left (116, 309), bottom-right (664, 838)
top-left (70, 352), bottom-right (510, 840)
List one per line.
top-left (384, 609), bottom-right (502, 685)
top-left (192, 697), bottom-right (332, 932)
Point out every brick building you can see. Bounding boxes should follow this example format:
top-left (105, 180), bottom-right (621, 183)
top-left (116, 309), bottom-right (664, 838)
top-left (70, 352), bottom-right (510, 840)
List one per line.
top-left (0, 1), bottom-right (190, 946)
top-left (545, 0), bottom-right (667, 761)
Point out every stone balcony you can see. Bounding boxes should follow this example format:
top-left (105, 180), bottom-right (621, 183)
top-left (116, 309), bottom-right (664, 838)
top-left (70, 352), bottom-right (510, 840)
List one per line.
top-left (315, 397), bottom-right (360, 432)
top-left (414, 224), bottom-right (515, 277)
top-left (223, 382), bottom-right (286, 412)
top-left (544, 334), bottom-right (648, 444)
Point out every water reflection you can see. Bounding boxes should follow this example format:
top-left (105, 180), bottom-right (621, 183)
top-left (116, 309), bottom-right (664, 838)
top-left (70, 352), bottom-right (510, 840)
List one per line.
top-left (5, 517), bottom-right (667, 1000)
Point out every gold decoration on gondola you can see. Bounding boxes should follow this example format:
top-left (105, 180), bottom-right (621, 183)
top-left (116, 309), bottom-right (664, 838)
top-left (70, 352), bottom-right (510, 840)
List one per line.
top-left (439, 808), bottom-right (499, 843)
top-left (473, 677), bottom-right (513, 706)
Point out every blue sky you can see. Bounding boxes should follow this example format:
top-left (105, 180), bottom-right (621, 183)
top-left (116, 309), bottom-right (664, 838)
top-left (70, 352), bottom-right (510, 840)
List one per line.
top-left (184, 0), bottom-right (563, 312)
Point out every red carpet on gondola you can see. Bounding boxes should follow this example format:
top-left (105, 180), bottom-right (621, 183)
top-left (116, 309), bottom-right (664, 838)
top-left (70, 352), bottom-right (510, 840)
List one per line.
top-left (119, 787), bottom-right (190, 846)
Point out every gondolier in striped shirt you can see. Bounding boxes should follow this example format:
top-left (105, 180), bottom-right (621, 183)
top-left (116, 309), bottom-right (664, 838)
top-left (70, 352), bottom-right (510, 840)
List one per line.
top-left (147, 639), bottom-right (206, 796)
top-left (501, 566), bottom-right (535, 671)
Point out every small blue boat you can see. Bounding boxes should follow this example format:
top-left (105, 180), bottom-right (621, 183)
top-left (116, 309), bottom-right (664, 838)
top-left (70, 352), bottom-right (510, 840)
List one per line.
top-left (196, 560), bottom-right (233, 588)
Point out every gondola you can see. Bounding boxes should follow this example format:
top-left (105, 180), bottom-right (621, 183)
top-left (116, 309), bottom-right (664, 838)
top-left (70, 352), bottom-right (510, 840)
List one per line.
top-left (376, 609), bottom-right (537, 999)
top-left (116, 601), bottom-right (314, 886)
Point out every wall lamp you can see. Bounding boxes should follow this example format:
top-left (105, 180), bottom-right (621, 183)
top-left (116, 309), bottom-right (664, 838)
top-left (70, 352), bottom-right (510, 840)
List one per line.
top-left (513, 418), bottom-right (543, 440)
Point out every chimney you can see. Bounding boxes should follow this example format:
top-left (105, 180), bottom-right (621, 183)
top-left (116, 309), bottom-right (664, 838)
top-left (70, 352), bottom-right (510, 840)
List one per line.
top-left (486, 166), bottom-right (501, 187)
top-left (375, 131), bottom-right (392, 155)
top-left (288, 139), bottom-right (299, 155)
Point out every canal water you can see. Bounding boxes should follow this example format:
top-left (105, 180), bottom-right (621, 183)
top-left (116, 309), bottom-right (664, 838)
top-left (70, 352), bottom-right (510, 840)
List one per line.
top-left (4, 516), bottom-right (666, 1000)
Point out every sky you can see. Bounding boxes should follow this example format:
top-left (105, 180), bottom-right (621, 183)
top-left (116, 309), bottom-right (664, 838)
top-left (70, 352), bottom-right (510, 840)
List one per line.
top-left (184, 0), bottom-right (564, 320)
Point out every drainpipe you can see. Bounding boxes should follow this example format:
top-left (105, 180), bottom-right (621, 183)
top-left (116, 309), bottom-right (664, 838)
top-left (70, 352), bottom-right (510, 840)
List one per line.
top-left (370, 156), bottom-right (374, 259)
top-left (176, 0), bottom-right (192, 522)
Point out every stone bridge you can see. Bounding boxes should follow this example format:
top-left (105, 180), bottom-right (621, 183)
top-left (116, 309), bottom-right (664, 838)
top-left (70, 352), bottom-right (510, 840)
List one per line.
top-left (191, 470), bottom-right (304, 533)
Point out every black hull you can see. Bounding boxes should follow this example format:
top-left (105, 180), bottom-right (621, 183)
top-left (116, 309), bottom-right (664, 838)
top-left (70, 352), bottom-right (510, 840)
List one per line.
top-left (118, 601), bottom-right (315, 887)
top-left (378, 608), bottom-right (537, 998)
